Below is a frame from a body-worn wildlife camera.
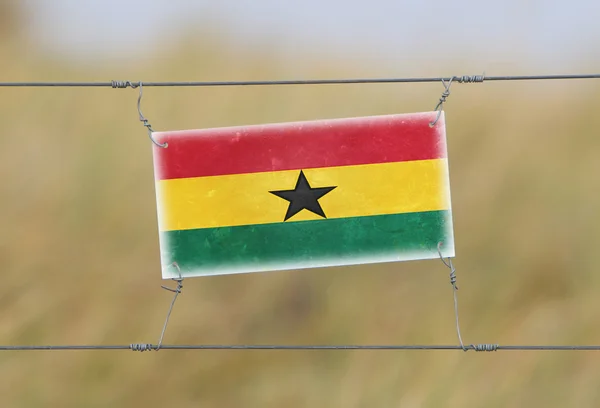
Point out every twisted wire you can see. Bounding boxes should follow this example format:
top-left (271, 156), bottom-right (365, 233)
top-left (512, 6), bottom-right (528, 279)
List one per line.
top-left (470, 344), bottom-right (499, 352)
top-left (111, 80), bottom-right (139, 89)
top-left (454, 74), bottom-right (485, 83)
top-left (437, 242), bottom-right (467, 350)
top-left (130, 344), bottom-right (154, 352)
top-left (429, 77), bottom-right (455, 126)
top-left (156, 263), bottom-right (184, 350)
top-left (433, 79), bottom-right (452, 112)
top-left (436, 246), bottom-right (505, 353)
top-left (135, 82), bottom-right (167, 148)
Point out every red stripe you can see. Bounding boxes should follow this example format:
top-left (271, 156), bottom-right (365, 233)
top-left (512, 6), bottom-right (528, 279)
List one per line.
top-left (153, 112), bottom-right (446, 180)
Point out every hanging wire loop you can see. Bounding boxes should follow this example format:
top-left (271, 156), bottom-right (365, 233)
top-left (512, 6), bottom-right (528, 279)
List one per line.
top-left (428, 74), bottom-right (484, 127)
top-left (429, 78), bottom-right (453, 127)
top-left (436, 242), bottom-right (499, 353)
top-left (136, 82), bottom-right (168, 148)
top-left (156, 262), bottom-right (184, 351)
top-left (437, 241), bottom-right (466, 351)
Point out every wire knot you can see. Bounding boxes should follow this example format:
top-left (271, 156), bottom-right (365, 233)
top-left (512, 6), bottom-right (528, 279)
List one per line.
top-left (111, 80), bottom-right (139, 89)
top-left (469, 344), bottom-right (499, 352)
top-left (435, 86), bottom-right (451, 111)
top-left (437, 242), bottom-right (458, 290)
top-left (429, 78), bottom-right (454, 127)
top-left (161, 263), bottom-right (183, 294)
top-left (130, 343), bottom-right (155, 352)
top-left (454, 74), bottom-right (485, 83)
top-left (140, 118), bottom-right (153, 133)
top-left (449, 267), bottom-right (457, 290)
top-left (161, 278), bottom-right (183, 294)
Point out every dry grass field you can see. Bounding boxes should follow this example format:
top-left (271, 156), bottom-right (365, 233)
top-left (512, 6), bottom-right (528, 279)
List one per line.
top-left (1, 5), bottom-right (600, 407)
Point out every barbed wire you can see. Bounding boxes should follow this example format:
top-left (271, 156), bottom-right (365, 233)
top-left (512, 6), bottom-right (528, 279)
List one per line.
top-left (0, 73), bottom-right (598, 88)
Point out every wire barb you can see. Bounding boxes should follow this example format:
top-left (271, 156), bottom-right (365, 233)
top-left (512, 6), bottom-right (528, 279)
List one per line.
top-left (156, 262), bottom-right (184, 351)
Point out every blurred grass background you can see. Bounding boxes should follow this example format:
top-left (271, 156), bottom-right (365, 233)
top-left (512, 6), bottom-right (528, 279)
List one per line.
top-left (2, 3), bottom-right (600, 407)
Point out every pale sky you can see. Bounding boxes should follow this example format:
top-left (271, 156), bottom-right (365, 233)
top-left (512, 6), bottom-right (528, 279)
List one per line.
top-left (20, 0), bottom-right (600, 71)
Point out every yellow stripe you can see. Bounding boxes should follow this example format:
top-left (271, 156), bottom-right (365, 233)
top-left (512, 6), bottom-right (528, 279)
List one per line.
top-left (156, 159), bottom-right (451, 231)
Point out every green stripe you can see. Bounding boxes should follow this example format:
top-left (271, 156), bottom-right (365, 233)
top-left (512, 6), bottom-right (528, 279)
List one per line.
top-left (159, 210), bottom-right (453, 277)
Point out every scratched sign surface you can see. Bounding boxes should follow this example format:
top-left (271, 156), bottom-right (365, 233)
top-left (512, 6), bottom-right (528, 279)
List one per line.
top-left (151, 111), bottom-right (454, 279)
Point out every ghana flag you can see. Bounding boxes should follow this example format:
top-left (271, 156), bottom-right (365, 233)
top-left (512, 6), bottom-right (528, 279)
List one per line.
top-left (152, 111), bottom-right (454, 279)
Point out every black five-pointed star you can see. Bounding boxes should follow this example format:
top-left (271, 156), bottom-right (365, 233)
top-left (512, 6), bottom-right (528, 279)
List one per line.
top-left (270, 170), bottom-right (336, 221)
